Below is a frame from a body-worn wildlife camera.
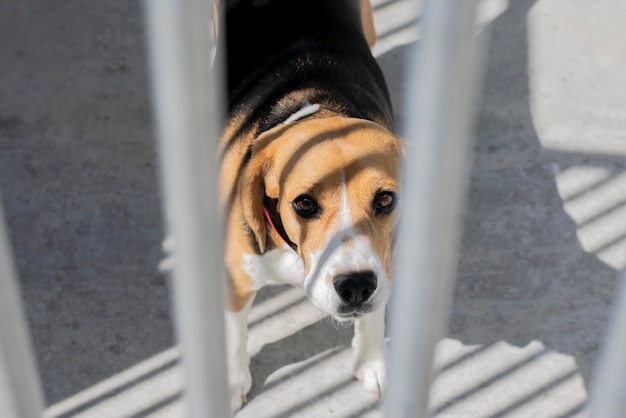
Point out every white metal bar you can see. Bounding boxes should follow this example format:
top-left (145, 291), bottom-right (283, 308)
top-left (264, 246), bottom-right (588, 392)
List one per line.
top-left (143, 1), bottom-right (230, 417)
top-left (384, 0), bottom-right (489, 416)
top-left (589, 270), bottom-right (626, 417)
top-left (0, 194), bottom-right (45, 418)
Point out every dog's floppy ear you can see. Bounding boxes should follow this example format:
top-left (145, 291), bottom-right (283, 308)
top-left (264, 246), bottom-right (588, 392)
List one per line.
top-left (239, 153), bottom-right (277, 253)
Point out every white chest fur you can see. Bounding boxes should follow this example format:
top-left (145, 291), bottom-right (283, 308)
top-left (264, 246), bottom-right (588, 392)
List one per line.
top-left (243, 246), bottom-right (305, 289)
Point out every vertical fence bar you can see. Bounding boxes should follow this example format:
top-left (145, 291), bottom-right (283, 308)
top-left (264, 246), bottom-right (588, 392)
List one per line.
top-left (0, 195), bottom-right (45, 418)
top-left (384, 0), bottom-right (489, 416)
top-left (589, 270), bottom-right (626, 417)
top-left (144, 1), bottom-right (230, 417)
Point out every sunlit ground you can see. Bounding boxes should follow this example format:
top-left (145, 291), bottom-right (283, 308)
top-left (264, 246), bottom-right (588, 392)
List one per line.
top-left (43, 287), bottom-right (587, 418)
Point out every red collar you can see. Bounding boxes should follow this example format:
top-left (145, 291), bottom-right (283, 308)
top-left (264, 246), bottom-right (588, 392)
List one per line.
top-left (263, 205), bottom-right (298, 252)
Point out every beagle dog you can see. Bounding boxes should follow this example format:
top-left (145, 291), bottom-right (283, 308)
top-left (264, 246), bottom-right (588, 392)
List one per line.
top-left (218, 0), bottom-right (402, 411)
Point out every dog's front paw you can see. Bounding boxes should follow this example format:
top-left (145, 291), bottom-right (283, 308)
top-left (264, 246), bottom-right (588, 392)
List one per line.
top-left (354, 354), bottom-right (387, 397)
top-left (229, 364), bottom-right (252, 412)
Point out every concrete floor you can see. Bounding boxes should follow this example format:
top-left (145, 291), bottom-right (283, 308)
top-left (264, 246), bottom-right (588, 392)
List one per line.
top-left (1, 0), bottom-right (625, 416)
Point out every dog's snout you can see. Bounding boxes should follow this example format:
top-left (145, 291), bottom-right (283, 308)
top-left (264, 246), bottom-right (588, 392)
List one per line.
top-left (333, 271), bottom-right (377, 305)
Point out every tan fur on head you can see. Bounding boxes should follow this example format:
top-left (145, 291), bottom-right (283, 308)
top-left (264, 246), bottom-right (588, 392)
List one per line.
top-left (239, 114), bottom-right (402, 279)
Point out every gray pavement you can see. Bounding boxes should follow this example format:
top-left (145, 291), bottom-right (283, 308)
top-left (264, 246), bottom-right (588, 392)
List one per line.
top-left (1, 0), bottom-right (625, 417)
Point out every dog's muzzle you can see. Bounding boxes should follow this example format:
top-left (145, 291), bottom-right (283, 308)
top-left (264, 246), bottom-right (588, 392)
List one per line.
top-left (333, 270), bottom-right (377, 312)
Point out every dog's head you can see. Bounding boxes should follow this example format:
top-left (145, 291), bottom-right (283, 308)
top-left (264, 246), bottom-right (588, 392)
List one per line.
top-left (241, 115), bottom-right (402, 321)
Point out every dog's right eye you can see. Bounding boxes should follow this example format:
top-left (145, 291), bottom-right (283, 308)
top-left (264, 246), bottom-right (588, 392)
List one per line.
top-left (292, 195), bottom-right (319, 218)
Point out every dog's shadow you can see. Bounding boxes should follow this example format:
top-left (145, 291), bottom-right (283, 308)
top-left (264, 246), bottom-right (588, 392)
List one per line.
top-left (244, 285), bottom-right (353, 403)
top-left (239, 284), bottom-right (386, 418)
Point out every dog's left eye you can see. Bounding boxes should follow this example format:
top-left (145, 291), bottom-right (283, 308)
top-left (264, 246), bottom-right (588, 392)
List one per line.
top-left (293, 195), bottom-right (319, 218)
top-left (373, 191), bottom-right (396, 215)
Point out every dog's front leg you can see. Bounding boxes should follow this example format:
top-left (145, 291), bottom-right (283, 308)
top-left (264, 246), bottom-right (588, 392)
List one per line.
top-left (352, 307), bottom-right (388, 397)
top-left (225, 295), bottom-right (254, 412)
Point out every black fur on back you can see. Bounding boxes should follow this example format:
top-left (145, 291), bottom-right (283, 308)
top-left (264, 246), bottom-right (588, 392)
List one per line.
top-left (219, 0), bottom-right (395, 139)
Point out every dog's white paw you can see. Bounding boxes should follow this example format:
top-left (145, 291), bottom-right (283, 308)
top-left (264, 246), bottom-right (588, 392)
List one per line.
top-left (229, 363), bottom-right (252, 412)
top-left (354, 355), bottom-right (387, 397)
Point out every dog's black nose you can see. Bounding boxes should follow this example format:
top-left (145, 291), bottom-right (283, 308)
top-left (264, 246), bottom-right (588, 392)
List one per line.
top-left (333, 271), bottom-right (377, 305)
